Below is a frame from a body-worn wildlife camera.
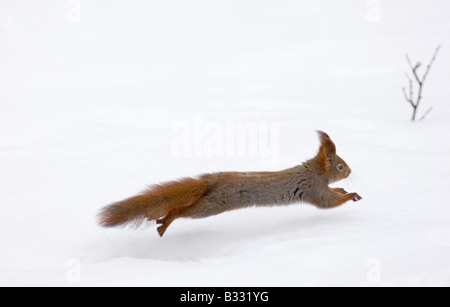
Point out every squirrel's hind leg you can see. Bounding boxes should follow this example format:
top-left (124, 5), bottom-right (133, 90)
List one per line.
top-left (156, 216), bottom-right (174, 237)
top-left (155, 207), bottom-right (185, 237)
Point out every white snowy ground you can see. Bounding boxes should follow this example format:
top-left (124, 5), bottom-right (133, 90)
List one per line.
top-left (1, 1), bottom-right (450, 287)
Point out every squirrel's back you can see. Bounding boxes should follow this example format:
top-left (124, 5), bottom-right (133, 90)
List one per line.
top-left (188, 166), bottom-right (318, 218)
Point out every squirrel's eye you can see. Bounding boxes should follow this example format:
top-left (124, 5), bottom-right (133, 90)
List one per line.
top-left (337, 164), bottom-right (344, 171)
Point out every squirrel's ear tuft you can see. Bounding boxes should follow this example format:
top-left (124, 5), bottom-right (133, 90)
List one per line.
top-left (316, 130), bottom-right (336, 170)
top-left (316, 130), bottom-right (331, 141)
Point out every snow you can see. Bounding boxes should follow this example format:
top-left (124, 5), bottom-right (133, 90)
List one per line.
top-left (1, 0), bottom-right (450, 287)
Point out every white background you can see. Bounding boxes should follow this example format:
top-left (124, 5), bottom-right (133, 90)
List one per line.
top-left (1, 0), bottom-right (450, 286)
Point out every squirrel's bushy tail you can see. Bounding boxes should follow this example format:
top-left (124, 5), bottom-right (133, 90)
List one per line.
top-left (98, 177), bottom-right (208, 228)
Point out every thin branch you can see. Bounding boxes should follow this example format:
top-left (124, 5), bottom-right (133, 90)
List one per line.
top-left (413, 65), bottom-right (422, 86)
top-left (405, 53), bottom-right (415, 72)
top-left (405, 54), bottom-right (421, 84)
top-left (402, 45), bottom-right (441, 121)
top-left (409, 77), bottom-right (413, 105)
top-left (419, 106), bottom-right (433, 121)
top-left (403, 72), bottom-right (416, 108)
top-left (404, 72), bottom-right (414, 105)
top-left (402, 86), bottom-right (415, 108)
top-left (422, 45), bottom-right (441, 84)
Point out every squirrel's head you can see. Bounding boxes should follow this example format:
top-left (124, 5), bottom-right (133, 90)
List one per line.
top-left (315, 130), bottom-right (351, 184)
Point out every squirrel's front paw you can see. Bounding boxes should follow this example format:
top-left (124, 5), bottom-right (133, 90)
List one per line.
top-left (349, 193), bottom-right (362, 202)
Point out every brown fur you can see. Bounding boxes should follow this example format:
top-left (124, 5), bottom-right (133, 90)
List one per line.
top-left (98, 130), bottom-right (362, 237)
top-left (98, 177), bottom-right (208, 229)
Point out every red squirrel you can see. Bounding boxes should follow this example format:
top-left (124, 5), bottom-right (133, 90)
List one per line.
top-left (98, 131), bottom-right (362, 237)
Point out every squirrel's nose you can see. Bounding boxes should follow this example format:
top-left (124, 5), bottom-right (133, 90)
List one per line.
top-left (344, 167), bottom-right (351, 179)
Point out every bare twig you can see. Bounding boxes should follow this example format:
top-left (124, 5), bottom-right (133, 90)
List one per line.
top-left (402, 86), bottom-right (414, 108)
top-left (402, 45), bottom-right (441, 121)
top-left (405, 54), bottom-right (415, 72)
top-left (408, 75), bottom-right (413, 102)
top-left (403, 73), bottom-right (414, 106)
top-left (419, 106), bottom-right (433, 121)
top-left (422, 45), bottom-right (441, 84)
top-left (406, 54), bottom-right (422, 86)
